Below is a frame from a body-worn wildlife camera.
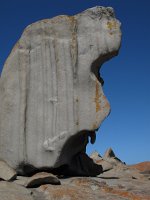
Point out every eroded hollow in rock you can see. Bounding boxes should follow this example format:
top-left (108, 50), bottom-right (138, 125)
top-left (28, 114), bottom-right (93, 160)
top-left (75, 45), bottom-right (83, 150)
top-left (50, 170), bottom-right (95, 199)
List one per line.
top-left (91, 50), bottom-right (119, 85)
top-left (17, 130), bottom-right (103, 177)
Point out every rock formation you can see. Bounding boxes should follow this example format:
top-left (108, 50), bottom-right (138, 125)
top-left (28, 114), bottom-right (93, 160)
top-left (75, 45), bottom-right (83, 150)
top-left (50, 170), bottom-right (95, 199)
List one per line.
top-left (0, 6), bottom-right (121, 175)
top-left (90, 148), bottom-right (125, 172)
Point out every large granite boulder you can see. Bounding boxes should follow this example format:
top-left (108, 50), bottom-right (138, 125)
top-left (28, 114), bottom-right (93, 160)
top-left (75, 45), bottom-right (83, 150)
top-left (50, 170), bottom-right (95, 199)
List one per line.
top-left (0, 6), bottom-right (121, 175)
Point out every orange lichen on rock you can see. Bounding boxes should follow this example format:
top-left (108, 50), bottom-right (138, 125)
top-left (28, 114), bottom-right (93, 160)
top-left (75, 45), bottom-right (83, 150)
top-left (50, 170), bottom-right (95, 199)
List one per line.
top-left (102, 185), bottom-right (150, 200)
top-left (103, 95), bottom-right (110, 110)
top-left (129, 162), bottom-right (150, 172)
top-left (95, 81), bottom-right (101, 112)
top-left (107, 21), bottom-right (117, 30)
top-left (69, 178), bottom-right (150, 200)
top-left (39, 184), bottom-right (87, 200)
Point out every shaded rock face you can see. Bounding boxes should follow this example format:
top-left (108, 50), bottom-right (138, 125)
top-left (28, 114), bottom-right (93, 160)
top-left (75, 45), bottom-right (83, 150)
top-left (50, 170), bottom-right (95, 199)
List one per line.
top-left (0, 7), bottom-right (121, 174)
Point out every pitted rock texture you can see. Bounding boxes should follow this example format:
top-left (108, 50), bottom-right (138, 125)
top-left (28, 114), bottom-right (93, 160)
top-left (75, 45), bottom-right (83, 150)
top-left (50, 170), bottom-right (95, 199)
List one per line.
top-left (0, 7), bottom-right (121, 172)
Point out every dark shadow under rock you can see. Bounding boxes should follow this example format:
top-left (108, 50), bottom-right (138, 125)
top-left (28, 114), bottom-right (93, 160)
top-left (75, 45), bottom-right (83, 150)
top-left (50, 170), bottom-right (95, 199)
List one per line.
top-left (16, 130), bottom-right (102, 177)
top-left (17, 152), bottom-right (103, 177)
top-left (56, 152), bottom-right (103, 177)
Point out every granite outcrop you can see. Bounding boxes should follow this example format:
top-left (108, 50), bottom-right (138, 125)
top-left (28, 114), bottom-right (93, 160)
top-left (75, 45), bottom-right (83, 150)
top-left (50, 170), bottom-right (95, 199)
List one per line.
top-left (0, 6), bottom-right (121, 175)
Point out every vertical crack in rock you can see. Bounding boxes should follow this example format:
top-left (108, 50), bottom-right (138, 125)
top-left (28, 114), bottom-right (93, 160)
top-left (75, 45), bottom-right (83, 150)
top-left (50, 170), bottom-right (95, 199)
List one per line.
top-left (69, 16), bottom-right (78, 77)
top-left (22, 54), bottom-right (27, 164)
top-left (51, 38), bottom-right (58, 140)
top-left (0, 6), bottom-right (121, 176)
top-left (69, 16), bottom-right (79, 130)
top-left (23, 48), bottom-right (31, 164)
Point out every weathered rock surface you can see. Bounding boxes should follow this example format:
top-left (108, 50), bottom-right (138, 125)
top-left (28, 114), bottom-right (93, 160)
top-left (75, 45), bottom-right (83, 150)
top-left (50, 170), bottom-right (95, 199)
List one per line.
top-left (130, 161), bottom-right (150, 172)
top-left (98, 165), bottom-right (148, 180)
top-left (37, 179), bottom-right (127, 200)
top-left (97, 160), bottom-right (114, 172)
top-left (0, 150), bottom-right (149, 200)
top-left (129, 161), bottom-right (150, 180)
top-left (14, 176), bottom-right (29, 186)
top-left (0, 181), bottom-right (33, 200)
top-left (0, 160), bottom-right (17, 181)
top-left (35, 176), bottom-right (150, 200)
top-left (0, 6), bottom-right (121, 174)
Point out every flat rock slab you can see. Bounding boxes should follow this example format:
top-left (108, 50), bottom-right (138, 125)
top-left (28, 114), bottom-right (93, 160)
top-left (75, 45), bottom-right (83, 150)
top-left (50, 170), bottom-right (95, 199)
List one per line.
top-left (25, 172), bottom-right (61, 188)
top-left (98, 165), bottom-right (148, 180)
top-left (0, 160), bottom-right (17, 181)
top-left (0, 174), bottom-right (149, 200)
top-left (38, 183), bottom-right (127, 200)
top-left (60, 177), bottom-right (150, 200)
top-left (37, 176), bottom-right (150, 200)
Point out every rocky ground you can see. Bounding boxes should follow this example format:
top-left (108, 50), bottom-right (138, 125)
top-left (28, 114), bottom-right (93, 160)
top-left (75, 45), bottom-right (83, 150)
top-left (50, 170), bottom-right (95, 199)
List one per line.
top-left (0, 148), bottom-right (149, 200)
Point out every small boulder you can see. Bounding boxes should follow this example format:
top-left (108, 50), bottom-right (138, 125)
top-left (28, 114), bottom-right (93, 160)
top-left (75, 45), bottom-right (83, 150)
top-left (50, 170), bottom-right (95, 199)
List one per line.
top-left (25, 172), bottom-right (61, 188)
top-left (0, 160), bottom-right (17, 181)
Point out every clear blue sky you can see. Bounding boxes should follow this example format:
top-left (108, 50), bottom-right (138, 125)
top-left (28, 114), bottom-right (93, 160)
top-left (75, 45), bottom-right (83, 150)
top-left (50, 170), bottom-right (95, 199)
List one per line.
top-left (0, 0), bottom-right (149, 164)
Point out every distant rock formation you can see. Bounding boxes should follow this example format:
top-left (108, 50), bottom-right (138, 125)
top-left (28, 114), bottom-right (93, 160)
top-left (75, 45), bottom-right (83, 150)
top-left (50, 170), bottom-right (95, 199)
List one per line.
top-left (0, 7), bottom-right (121, 176)
top-left (103, 148), bottom-right (125, 165)
top-left (90, 148), bottom-right (125, 172)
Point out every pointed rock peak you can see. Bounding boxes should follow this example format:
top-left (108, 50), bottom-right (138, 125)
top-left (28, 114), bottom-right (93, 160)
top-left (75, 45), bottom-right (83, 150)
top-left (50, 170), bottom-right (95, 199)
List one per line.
top-left (104, 148), bottom-right (116, 158)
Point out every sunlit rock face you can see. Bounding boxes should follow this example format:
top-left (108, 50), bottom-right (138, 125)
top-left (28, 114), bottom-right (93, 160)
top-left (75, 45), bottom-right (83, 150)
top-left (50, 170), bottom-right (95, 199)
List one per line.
top-left (0, 7), bottom-right (121, 174)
